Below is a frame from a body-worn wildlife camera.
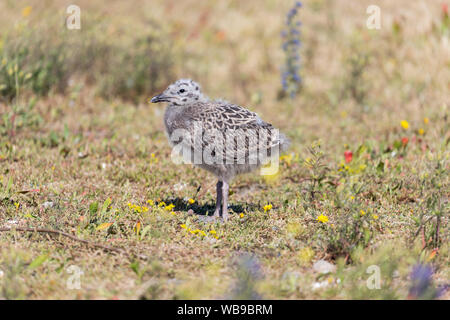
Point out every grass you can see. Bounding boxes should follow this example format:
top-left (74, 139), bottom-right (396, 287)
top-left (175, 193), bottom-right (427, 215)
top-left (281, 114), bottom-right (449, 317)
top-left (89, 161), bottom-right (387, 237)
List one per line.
top-left (0, 0), bottom-right (449, 299)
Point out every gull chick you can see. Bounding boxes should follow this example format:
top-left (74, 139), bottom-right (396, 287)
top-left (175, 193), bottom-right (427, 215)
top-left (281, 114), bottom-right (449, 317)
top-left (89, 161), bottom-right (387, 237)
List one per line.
top-left (151, 79), bottom-right (290, 221)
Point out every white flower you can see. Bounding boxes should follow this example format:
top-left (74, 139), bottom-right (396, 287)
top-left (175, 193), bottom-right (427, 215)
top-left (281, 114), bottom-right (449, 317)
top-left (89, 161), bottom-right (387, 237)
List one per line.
top-left (174, 183), bottom-right (187, 191)
top-left (312, 281), bottom-right (329, 290)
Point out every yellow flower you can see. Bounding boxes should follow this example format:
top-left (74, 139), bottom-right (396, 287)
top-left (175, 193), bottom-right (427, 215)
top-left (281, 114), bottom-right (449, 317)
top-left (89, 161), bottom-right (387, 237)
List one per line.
top-left (239, 213), bottom-right (244, 218)
top-left (263, 204), bottom-right (273, 212)
top-left (158, 201), bottom-right (166, 207)
top-left (22, 6), bottom-right (32, 18)
top-left (280, 154), bottom-right (293, 166)
top-left (209, 230), bottom-right (216, 235)
top-left (14, 202), bottom-right (20, 209)
top-left (400, 120), bottom-right (409, 130)
top-left (142, 206), bottom-right (149, 212)
top-left (360, 210), bottom-right (366, 216)
top-left (418, 128), bottom-right (425, 135)
top-left (188, 198), bottom-right (195, 204)
top-left (317, 214), bottom-right (329, 223)
top-left (349, 196), bottom-right (355, 200)
top-left (298, 247), bottom-right (315, 265)
top-left (423, 117), bottom-right (429, 125)
top-left (180, 224), bottom-right (187, 229)
top-left (372, 214), bottom-right (379, 220)
top-left (170, 211), bottom-right (176, 215)
top-left (146, 200), bottom-right (154, 206)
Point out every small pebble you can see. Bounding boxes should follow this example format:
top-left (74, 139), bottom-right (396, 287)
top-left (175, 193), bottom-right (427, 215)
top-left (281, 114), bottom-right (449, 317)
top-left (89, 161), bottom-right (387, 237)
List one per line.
top-left (313, 259), bottom-right (336, 274)
top-left (42, 201), bottom-right (54, 209)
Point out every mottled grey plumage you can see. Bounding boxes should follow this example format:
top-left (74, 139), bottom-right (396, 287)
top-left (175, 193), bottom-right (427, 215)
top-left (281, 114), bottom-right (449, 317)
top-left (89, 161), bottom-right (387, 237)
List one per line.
top-left (151, 79), bottom-right (290, 221)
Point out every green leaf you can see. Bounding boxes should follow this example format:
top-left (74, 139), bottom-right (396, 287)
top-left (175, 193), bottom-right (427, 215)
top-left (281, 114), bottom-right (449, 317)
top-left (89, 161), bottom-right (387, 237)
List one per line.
top-left (89, 201), bottom-right (98, 215)
top-left (63, 123), bottom-right (70, 141)
top-left (5, 175), bottom-right (13, 193)
top-left (140, 225), bottom-right (152, 240)
top-left (393, 140), bottom-right (402, 150)
top-left (27, 96), bottom-right (37, 111)
top-left (356, 144), bottom-right (367, 157)
top-left (101, 198), bottom-right (112, 215)
top-left (363, 228), bottom-right (371, 244)
top-left (130, 261), bottom-right (140, 275)
top-left (28, 254), bottom-right (48, 269)
top-left (376, 161), bottom-right (384, 173)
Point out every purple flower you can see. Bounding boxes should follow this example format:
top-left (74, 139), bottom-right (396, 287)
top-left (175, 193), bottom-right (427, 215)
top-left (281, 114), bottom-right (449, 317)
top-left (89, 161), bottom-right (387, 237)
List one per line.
top-left (281, 1), bottom-right (302, 98)
top-left (408, 263), bottom-right (446, 299)
top-left (409, 264), bottom-right (433, 298)
top-left (228, 253), bottom-right (263, 299)
top-left (437, 284), bottom-right (449, 297)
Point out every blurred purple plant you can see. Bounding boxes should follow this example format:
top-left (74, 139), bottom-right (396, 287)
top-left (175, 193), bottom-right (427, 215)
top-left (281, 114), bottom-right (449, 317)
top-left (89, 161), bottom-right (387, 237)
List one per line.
top-left (281, 1), bottom-right (302, 98)
top-left (408, 263), bottom-right (448, 299)
top-left (228, 253), bottom-right (263, 300)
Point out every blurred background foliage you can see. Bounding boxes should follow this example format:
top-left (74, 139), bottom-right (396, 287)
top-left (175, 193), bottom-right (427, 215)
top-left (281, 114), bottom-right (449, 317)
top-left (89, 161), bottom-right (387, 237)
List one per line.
top-left (0, 0), bottom-right (448, 110)
top-left (0, 7), bottom-right (175, 103)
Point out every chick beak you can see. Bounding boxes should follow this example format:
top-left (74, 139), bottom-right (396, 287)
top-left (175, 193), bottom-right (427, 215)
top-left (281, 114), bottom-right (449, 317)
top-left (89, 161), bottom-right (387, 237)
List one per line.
top-left (150, 94), bottom-right (170, 103)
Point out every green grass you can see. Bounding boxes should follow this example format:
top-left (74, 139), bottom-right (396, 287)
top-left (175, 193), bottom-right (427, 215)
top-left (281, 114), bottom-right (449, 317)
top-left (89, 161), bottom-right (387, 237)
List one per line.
top-left (0, 0), bottom-right (448, 299)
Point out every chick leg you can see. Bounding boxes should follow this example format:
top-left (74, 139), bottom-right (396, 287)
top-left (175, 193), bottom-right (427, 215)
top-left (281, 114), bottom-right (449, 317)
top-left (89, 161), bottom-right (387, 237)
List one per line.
top-left (222, 181), bottom-right (230, 221)
top-left (213, 180), bottom-right (223, 217)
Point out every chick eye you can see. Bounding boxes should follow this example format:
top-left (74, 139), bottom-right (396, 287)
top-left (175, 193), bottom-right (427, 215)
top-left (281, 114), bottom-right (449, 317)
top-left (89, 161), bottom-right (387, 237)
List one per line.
top-left (179, 89), bottom-right (185, 93)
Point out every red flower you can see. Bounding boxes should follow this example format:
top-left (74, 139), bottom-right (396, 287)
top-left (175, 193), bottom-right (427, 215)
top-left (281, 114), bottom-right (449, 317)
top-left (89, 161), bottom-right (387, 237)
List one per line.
top-left (344, 150), bottom-right (353, 163)
top-left (442, 3), bottom-right (448, 15)
top-left (402, 137), bottom-right (409, 146)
